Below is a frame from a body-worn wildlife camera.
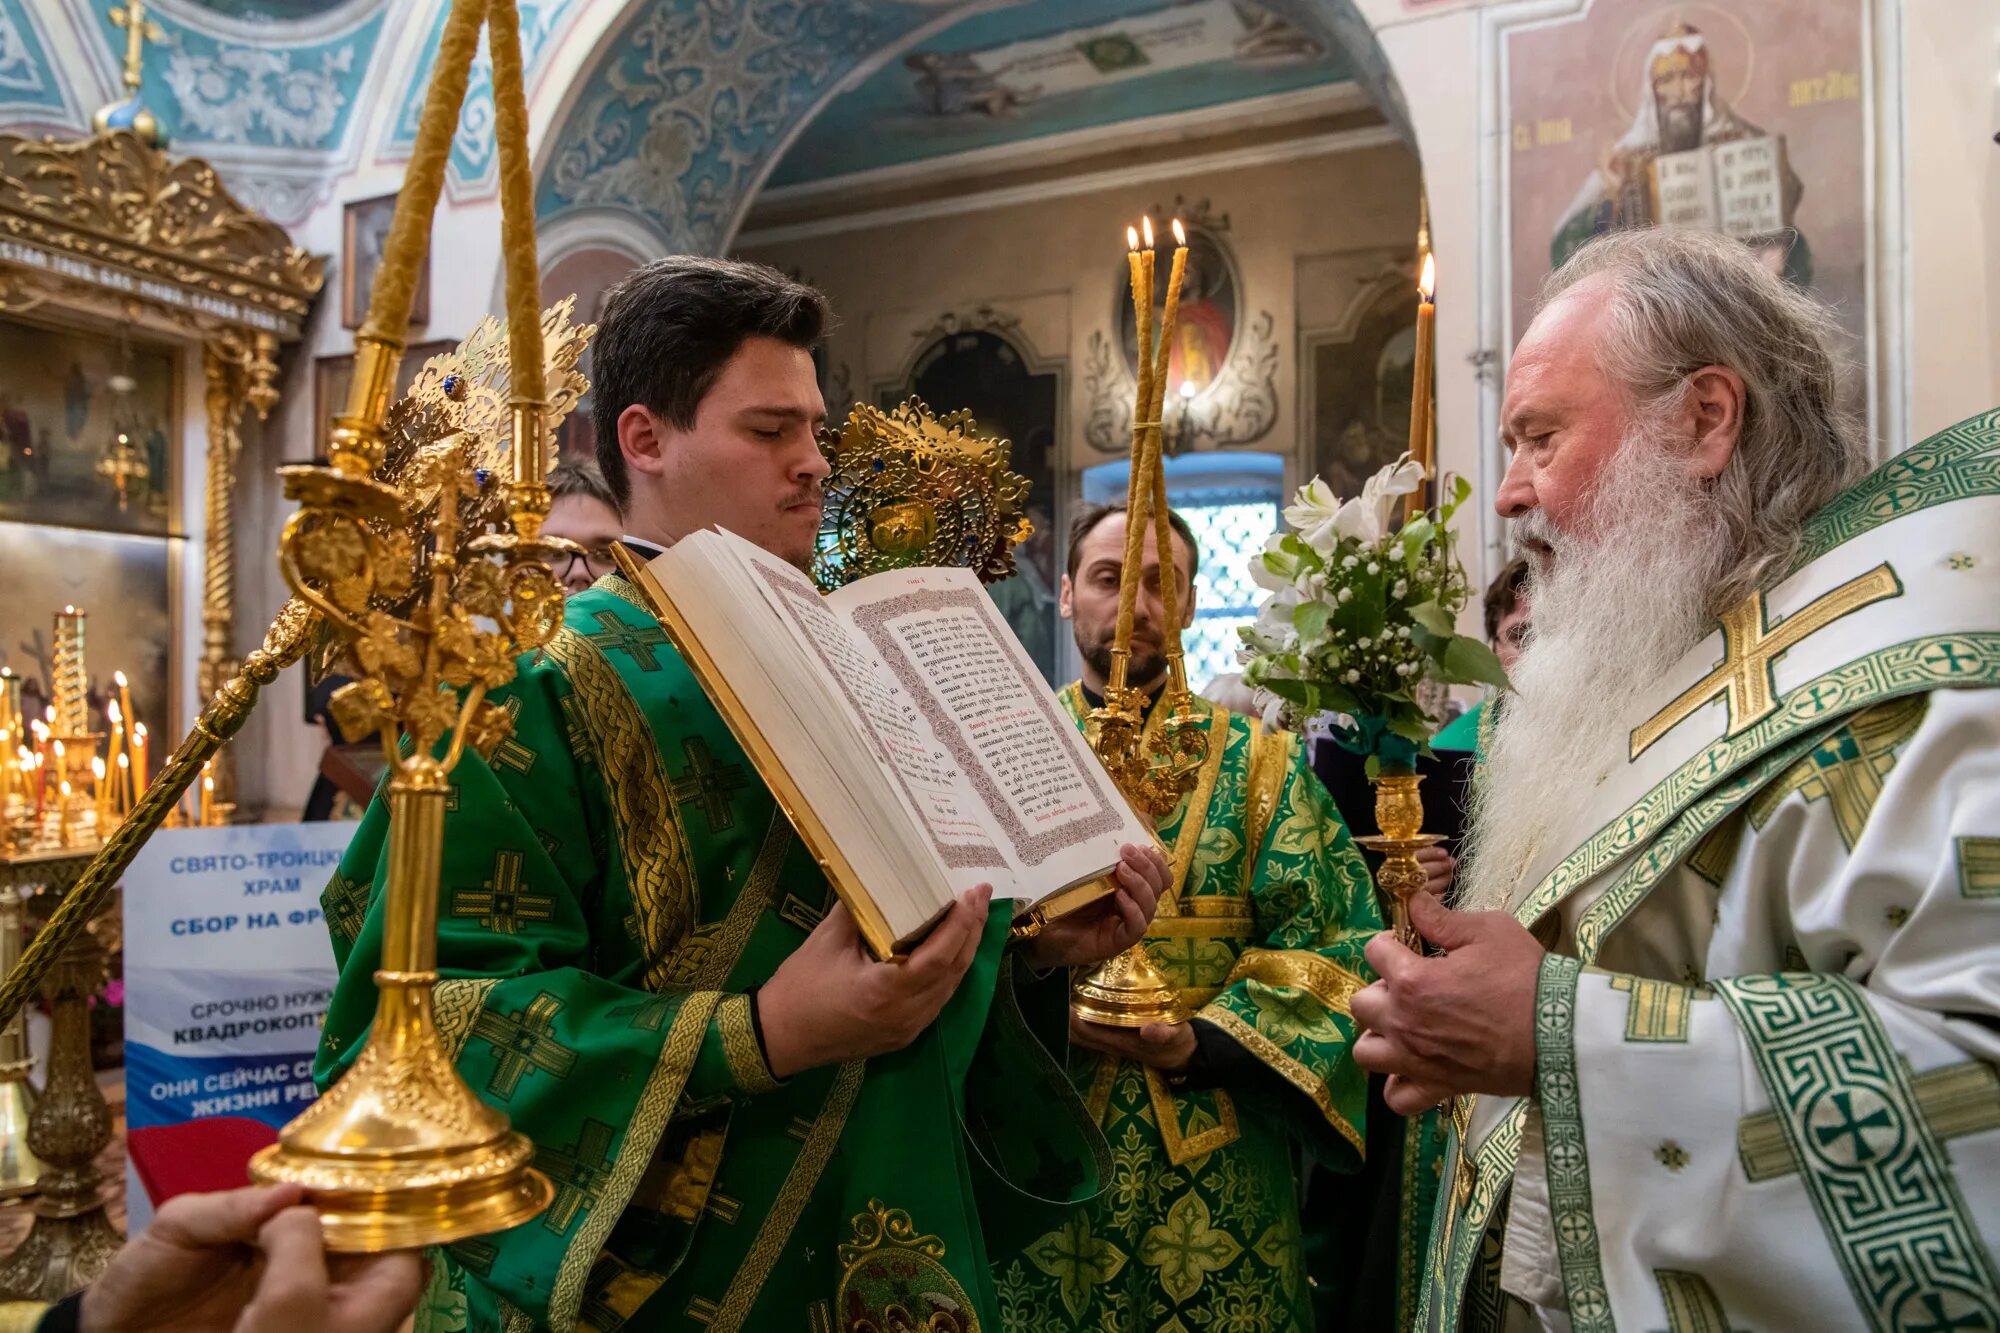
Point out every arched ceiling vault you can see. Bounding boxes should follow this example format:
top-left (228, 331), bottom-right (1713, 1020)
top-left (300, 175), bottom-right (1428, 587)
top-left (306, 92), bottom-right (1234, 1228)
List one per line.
top-left (530, 0), bottom-right (1409, 258)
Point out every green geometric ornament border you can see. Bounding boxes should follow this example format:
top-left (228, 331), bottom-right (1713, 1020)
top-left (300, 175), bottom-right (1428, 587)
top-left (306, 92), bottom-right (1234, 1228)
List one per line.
top-left (1714, 973), bottom-right (2000, 1333)
top-left (1515, 633), bottom-right (2000, 931)
top-left (1534, 955), bottom-right (1614, 1333)
top-left (1571, 728), bottom-right (1836, 958)
top-left (1417, 1102), bottom-right (1526, 1333)
top-left (1791, 408), bottom-right (2000, 568)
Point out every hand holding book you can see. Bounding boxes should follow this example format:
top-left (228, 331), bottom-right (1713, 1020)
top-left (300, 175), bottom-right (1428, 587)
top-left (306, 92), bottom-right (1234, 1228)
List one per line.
top-left (757, 844), bottom-right (1169, 1078)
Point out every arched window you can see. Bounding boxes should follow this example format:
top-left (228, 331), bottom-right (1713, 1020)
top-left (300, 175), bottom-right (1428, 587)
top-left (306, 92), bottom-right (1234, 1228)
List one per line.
top-left (1079, 452), bottom-right (1284, 692)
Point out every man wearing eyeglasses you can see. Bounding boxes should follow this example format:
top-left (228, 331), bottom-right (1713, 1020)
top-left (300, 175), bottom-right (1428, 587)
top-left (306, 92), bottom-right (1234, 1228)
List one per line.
top-left (543, 457), bottom-right (623, 593)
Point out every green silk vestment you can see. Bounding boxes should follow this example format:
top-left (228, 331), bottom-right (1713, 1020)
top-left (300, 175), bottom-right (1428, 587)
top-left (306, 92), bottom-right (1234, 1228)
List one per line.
top-left (316, 575), bottom-right (1104, 1333)
top-left (994, 688), bottom-right (1382, 1332)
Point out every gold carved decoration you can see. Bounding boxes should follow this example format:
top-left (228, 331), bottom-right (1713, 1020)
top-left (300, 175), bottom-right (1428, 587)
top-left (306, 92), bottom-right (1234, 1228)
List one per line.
top-left (0, 130), bottom-right (323, 336)
top-left (811, 397), bottom-right (1031, 592)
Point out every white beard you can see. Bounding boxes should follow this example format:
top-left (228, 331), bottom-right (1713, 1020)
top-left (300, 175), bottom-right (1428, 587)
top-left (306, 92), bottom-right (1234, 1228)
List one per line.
top-left (1458, 434), bottom-right (1736, 913)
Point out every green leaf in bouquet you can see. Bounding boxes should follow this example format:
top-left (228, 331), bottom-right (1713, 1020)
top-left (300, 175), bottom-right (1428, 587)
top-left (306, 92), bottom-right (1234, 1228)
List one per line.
top-left (1408, 599), bottom-right (1456, 637)
top-left (1398, 517), bottom-right (1435, 559)
top-left (1294, 600), bottom-right (1331, 644)
top-left (1442, 634), bottom-right (1510, 688)
top-left (1387, 711), bottom-right (1435, 745)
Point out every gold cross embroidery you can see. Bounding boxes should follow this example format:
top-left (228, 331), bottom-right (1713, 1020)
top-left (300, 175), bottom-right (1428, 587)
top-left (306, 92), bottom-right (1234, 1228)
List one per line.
top-left (1746, 695), bottom-right (1926, 849)
top-left (669, 736), bottom-right (747, 833)
top-left (451, 850), bottom-right (555, 935)
top-left (469, 991), bottom-right (577, 1100)
top-left (492, 696), bottom-right (538, 774)
top-left (1629, 564), bottom-right (1901, 760)
top-left (539, 1118), bottom-right (616, 1234)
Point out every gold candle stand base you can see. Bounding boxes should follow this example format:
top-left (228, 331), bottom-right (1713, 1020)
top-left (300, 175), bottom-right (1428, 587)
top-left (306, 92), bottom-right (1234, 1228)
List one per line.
top-left (1354, 771), bottom-right (1443, 951)
top-left (1072, 942), bottom-right (1186, 1029)
top-left (0, 881), bottom-right (41, 1201)
top-left (0, 914), bottom-right (120, 1302)
top-left (246, 774), bottom-right (551, 1252)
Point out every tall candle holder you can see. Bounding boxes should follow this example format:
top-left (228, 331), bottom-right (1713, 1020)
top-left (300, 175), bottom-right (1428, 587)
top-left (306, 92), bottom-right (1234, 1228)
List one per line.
top-left (1072, 215), bottom-right (1210, 1030)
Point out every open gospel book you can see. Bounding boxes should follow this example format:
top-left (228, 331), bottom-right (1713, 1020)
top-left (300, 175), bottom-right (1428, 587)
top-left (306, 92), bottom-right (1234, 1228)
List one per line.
top-left (615, 528), bottom-right (1152, 959)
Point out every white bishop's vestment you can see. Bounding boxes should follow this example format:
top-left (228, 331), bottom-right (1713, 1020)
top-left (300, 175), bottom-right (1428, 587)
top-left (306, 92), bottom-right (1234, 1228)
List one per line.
top-left (1421, 408), bottom-right (2000, 1333)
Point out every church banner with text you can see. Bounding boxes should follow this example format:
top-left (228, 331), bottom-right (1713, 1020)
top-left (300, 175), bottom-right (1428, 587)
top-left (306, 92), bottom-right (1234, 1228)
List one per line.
top-left (123, 822), bottom-right (351, 1218)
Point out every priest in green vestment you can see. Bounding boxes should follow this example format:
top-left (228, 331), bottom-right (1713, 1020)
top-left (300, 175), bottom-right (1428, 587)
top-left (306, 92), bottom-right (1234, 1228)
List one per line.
top-left (316, 258), bottom-right (1172, 1333)
top-left (993, 503), bottom-right (1383, 1333)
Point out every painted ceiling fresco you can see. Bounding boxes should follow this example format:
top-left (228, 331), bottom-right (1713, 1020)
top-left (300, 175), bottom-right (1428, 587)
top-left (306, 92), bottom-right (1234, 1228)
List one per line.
top-left (766, 0), bottom-right (1353, 189)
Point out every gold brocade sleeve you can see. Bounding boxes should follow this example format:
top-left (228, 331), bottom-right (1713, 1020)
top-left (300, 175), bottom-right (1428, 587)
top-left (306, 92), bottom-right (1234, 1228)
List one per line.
top-left (1198, 730), bottom-right (1381, 1162)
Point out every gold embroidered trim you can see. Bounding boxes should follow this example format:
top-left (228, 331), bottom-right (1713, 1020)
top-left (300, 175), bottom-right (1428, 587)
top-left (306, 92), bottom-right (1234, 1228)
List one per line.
top-left (1162, 701), bottom-right (1231, 911)
top-left (1177, 894), bottom-right (1253, 918)
top-left (1202, 1007), bottom-right (1362, 1152)
top-left (717, 993), bottom-right (779, 1095)
top-left (675, 813), bottom-right (791, 992)
top-left (543, 625), bottom-right (700, 991)
top-left (1225, 948), bottom-right (1367, 1017)
top-left (0, 1303), bottom-right (47, 1333)
top-left (1146, 915), bottom-right (1256, 938)
top-left (1146, 1066), bottom-right (1240, 1163)
top-left (1084, 1055), bottom-right (1120, 1126)
top-left (1240, 725), bottom-right (1290, 895)
top-left (434, 978), bottom-right (501, 1062)
top-left (548, 992), bottom-right (723, 1332)
top-left (1177, 986), bottom-right (1223, 1008)
top-left (598, 573), bottom-right (653, 617)
top-left (705, 1059), bottom-right (866, 1332)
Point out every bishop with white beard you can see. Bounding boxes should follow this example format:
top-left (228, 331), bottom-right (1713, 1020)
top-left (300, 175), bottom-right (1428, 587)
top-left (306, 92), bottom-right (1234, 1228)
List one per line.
top-left (1350, 228), bottom-right (2000, 1332)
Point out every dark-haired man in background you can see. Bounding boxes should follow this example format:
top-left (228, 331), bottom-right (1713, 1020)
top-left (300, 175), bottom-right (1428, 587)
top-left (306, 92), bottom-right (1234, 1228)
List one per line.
top-left (994, 502), bottom-right (1379, 1333)
top-left (318, 257), bottom-right (1169, 1332)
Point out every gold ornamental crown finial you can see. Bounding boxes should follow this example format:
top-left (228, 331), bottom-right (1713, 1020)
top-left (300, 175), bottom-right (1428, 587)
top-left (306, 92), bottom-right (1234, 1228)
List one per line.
top-left (811, 396), bottom-right (1033, 592)
top-left (93, 2), bottom-right (168, 148)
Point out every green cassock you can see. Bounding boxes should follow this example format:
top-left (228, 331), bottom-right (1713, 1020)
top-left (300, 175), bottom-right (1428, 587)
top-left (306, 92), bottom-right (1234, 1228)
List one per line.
top-left (993, 687), bottom-right (1383, 1333)
top-left (315, 573), bottom-right (1107, 1333)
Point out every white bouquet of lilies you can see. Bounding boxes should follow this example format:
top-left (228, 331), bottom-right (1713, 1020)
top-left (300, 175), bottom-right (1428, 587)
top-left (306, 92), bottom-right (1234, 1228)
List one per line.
top-left (1240, 453), bottom-right (1506, 774)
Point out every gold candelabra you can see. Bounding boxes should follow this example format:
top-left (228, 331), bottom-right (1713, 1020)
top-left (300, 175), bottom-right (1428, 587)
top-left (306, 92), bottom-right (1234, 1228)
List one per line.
top-left (244, 0), bottom-right (586, 1249)
top-left (1071, 215), bottom-right (1211, 1029)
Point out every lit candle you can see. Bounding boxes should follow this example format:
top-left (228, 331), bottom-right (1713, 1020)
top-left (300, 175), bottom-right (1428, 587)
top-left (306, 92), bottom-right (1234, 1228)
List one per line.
top-left (57, 779), bottom-right (72, 846)
top-left (1405, 252), bottom-right (1436, 523)
top-left (200, 760), bottom-right (214, 825)
top-left (104, 697), bottom-right (124, 818)
top-left (91, 755), bottom-right (107, 826)
top-left (115, 669), bottom-right (134, 740)
top-left (116, 752), bottom-right (130, 819)
top-left (131, 723), bottom-right (148, 795)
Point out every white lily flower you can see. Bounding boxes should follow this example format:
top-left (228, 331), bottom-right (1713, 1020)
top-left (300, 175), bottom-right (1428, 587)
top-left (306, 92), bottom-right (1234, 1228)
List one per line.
top-left (1282, 477), bottom-right (1341, 532)
top-left (1249, 535), bottom-right (1299, 592)
top-left (1330, 496), bottom-right (1379, 545)
top-left (1358, 452), bottom-right (1426, 537)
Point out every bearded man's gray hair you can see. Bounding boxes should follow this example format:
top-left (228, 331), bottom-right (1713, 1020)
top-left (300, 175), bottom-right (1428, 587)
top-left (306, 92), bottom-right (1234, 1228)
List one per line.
top-left (1542, 228), bottom-right (1874, 613)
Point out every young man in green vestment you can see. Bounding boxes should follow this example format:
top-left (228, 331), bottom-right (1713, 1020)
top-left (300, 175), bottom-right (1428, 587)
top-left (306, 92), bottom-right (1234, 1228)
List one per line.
top-left (315, 257), bottom-right (1172, 1333)
top-left (992, 503), bottom-right (1384, 1333)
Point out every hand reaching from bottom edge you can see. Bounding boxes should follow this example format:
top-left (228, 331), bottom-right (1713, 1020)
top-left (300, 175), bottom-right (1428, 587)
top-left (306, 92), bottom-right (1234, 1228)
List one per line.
top-left (79, 1182), bottom-right (424, 1333)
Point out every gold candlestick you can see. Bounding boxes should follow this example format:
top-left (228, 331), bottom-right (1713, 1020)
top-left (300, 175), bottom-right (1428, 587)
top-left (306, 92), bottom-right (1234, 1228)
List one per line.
top-left (1073, 214), bottom-right (1214, 1031)
top-left (1355, 773), bottom-right (1445, 950)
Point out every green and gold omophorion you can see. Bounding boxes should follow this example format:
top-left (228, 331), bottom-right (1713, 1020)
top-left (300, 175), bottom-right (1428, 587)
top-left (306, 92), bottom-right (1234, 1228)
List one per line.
top-left (994, 688), bottom-right (1381, 1333)
top-left (317, 573), bottom-right (1106, 1333)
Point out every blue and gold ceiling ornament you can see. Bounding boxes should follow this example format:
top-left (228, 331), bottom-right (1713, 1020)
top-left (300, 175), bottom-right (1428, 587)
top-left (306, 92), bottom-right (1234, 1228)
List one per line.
top-left (92, 1), bottom-right (167, 149)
